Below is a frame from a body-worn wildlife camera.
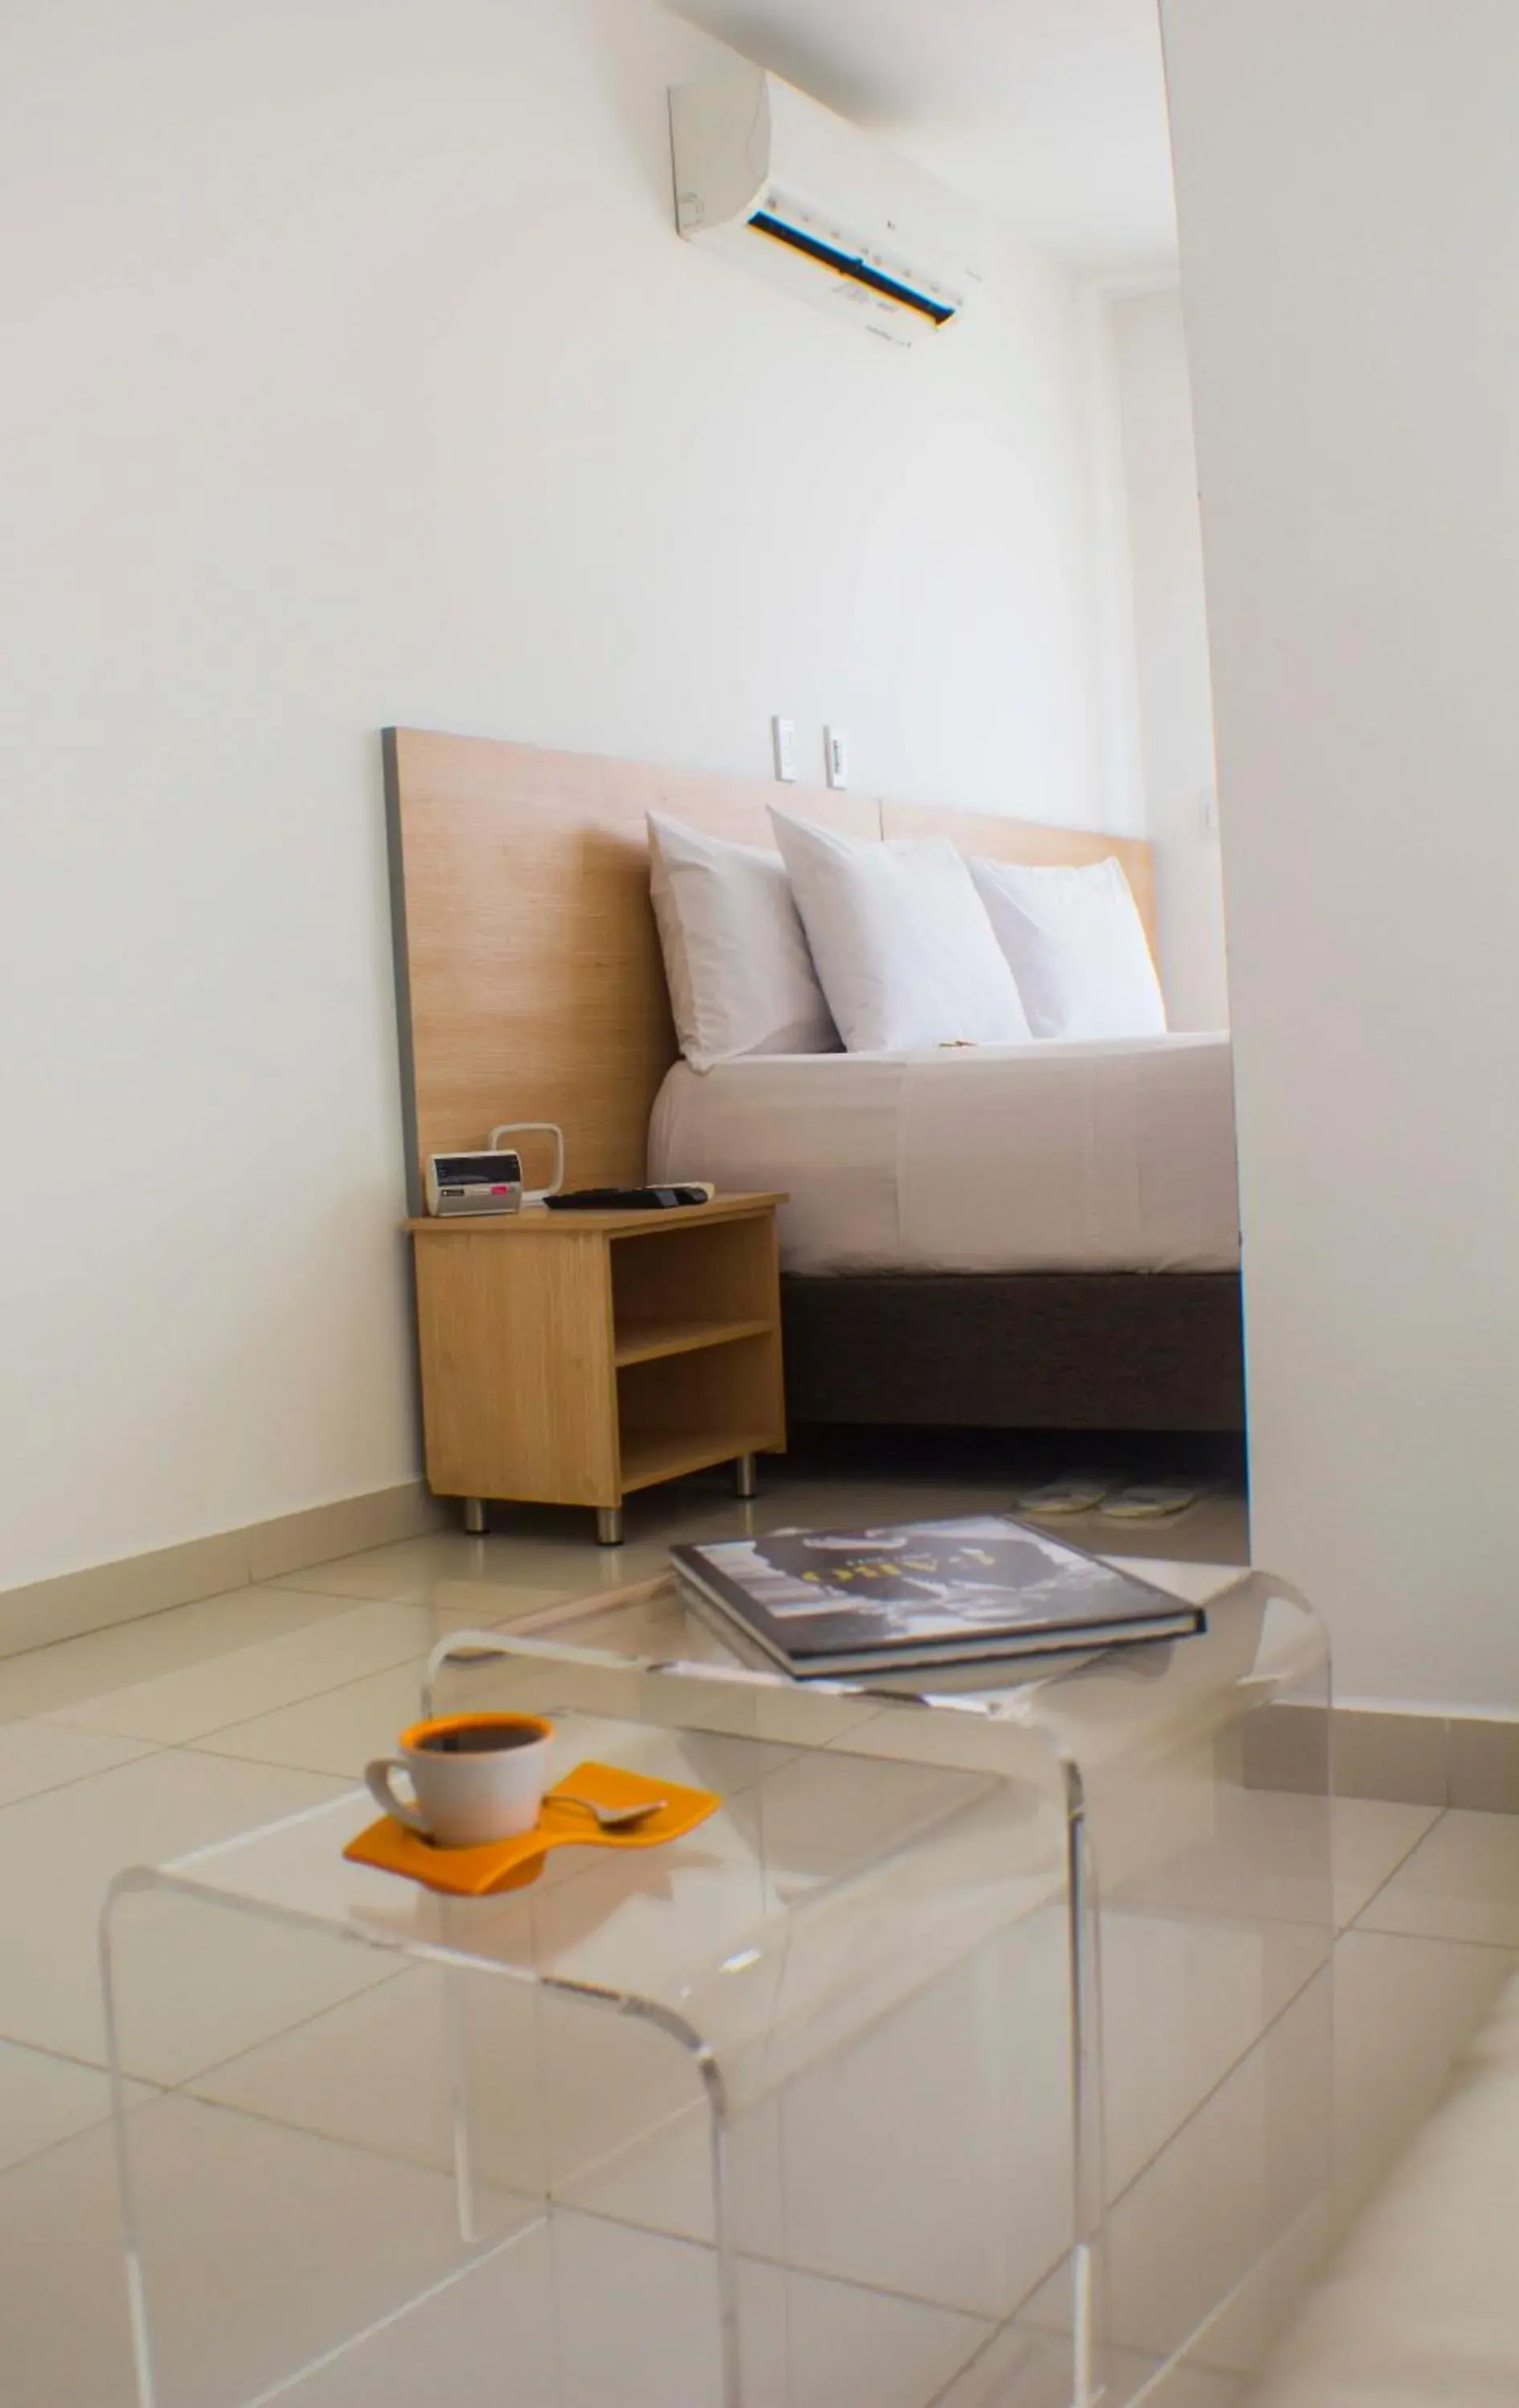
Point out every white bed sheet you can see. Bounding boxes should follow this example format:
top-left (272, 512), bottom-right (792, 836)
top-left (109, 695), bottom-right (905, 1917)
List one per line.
top-left (649, 1036), bottom-right (1239, 1274)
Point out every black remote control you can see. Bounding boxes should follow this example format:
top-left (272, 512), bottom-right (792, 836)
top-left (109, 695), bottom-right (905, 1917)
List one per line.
top-left (544, 1185), bottom-right (711, 1211)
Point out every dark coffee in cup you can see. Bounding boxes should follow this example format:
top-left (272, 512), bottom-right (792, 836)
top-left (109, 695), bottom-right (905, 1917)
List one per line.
top-left (415, 1720), bottom-right (547, 1756)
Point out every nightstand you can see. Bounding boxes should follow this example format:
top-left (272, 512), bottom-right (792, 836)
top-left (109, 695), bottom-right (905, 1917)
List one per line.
top-left (405, 1193), bottom-right (787, 1544)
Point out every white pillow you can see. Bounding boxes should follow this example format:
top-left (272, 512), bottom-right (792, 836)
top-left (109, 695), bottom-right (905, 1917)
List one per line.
top-left (768, 809), bottom-right (1032, 1052)
top-left (647, 811), bottom-right (837, 1069)
top-left (967, 855), bottom-right (1167, 1040)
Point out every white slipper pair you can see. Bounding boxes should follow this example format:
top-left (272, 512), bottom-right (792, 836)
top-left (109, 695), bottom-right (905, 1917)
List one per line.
top-left (1014, 1478), bottom-right (1204, 1522)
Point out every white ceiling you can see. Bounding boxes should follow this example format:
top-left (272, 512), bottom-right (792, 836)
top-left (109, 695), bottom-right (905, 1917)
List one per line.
top-left (670, 0), bottom-right (1178, 275)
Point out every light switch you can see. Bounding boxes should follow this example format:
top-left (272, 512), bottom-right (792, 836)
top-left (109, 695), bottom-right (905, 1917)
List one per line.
top-left (771, 717), bottom-right (798, 783)
top-left (825, 726), bottom-right (849, 788)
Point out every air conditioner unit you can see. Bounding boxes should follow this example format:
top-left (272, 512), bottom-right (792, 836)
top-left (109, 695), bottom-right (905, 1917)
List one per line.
top-left (669, 60), bottom-right (983, 347)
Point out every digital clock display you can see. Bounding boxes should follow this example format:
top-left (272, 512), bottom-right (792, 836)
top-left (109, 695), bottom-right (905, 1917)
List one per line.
top-left (433, 1153), bottom-right (520, 1184)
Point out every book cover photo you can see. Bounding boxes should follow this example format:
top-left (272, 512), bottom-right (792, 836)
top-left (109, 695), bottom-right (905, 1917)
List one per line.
top-left (672, 1513), bottom-right (1201, 1676)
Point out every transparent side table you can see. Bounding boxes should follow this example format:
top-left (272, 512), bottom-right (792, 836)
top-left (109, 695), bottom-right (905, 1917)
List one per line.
top-left (102, 1559), bottom-right (1330, 2408)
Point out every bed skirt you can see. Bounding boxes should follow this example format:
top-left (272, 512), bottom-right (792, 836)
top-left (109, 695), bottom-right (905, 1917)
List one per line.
top-left (779, 1271), bottom-right (1245, 1433)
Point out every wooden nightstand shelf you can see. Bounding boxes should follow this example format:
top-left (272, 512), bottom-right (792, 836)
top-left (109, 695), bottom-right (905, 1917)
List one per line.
top-left (405, 1193), bottom-right (787, 1544)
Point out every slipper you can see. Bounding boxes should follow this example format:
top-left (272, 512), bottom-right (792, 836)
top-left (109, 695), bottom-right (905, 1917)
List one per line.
top-left (1014, 1478), bottom-right (1113, 1516)
top-left (1097, 1484), bottom-right (1203, 1522)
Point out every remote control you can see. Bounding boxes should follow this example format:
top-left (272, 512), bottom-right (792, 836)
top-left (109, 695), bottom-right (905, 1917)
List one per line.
top-left (544, 1185), bottom-right (714, 1211)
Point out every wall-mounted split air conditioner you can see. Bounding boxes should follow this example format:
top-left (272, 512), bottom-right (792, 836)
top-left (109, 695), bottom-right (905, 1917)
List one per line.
top-left (669, 60), bottom-right (983, 348)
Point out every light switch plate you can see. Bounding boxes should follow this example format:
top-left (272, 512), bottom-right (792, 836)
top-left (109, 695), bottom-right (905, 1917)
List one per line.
top-left (825, 726), bottom-right (849, 788)
top-left (771, 716), bottom-right (798, 783)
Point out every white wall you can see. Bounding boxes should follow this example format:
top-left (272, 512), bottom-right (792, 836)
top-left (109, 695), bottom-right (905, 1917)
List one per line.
top-left (1163, 0), bottom-right (1519, 1706)
top-left (1110, 289), bottom-right (1228, 1031)
top-left (0, 0), bottom-right (1111, 1592)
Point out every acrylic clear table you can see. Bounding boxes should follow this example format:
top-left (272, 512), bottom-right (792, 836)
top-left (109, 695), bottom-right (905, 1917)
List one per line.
top-left (102, 1555), bottom-right (1332, 2408)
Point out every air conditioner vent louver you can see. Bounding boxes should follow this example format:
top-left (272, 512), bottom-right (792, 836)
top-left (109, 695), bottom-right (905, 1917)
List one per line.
top-left (746, 210), bottom-right (956, 327)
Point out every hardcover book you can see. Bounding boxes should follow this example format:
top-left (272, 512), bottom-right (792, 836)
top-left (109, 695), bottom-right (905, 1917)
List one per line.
top-left (670, 1512), bottom-right (1203, 1679)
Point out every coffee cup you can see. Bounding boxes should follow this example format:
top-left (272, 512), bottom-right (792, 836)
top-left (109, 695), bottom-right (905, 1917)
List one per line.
top-left (364, 1711), bottom-right (553, 1848)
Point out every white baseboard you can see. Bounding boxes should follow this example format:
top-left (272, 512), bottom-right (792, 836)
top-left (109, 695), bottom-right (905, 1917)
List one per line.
top-left (0, 1481), bottom-right (450, 1661)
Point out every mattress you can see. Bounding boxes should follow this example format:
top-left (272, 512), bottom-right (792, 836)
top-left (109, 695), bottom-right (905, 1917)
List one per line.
top-left (649, 1035), bottom-right (1239, 1275)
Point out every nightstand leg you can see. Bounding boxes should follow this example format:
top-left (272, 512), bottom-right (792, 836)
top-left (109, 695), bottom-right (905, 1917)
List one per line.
top-left (462, 1498), bottom-right (488, 1536)
top-left (734, 1453), bottom-right (759, 1501)
top-left (596, 1507), bottom-right (624, 1548)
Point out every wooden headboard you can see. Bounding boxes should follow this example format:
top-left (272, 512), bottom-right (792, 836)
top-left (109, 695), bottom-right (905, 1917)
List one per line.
top-left (384, 727), bottom-right (1158, 1208)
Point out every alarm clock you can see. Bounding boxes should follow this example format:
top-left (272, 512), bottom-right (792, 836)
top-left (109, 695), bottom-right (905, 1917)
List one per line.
top-left (425, 1150), bottom-right (523, 1217)
top-left (424, 1123), bottom-right (565, 1217)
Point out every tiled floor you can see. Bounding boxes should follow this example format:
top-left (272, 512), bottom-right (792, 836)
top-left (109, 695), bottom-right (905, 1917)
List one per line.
top-left (0, 1465), bottom-right (1513, 2406)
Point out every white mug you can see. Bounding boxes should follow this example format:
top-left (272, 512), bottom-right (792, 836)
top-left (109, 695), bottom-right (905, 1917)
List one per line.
top-left (364, 1710), bottom-right (554, 1848)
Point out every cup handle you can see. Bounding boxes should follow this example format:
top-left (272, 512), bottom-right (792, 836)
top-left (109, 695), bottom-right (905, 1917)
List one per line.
top-left (364, 1758), bottom-right (430, 1835)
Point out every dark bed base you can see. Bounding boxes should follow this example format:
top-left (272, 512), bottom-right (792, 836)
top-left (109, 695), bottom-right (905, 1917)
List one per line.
top-left (780, 1272), bottom-right (1245, 1434)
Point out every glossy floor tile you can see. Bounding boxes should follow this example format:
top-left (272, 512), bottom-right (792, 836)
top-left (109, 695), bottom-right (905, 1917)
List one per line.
top-left (0, 1583), bottom-right (369, 1720)
top-left (0, 2092), bottom-right (540, 2408)
top-left (1244, 1971), bottom-right (1519, 2408)
top-left (0, 2089), bottom-right (994, 2408)
top-left (265, 1471), bottom-right (1250, 1614)
top-left (1326, 1798), bottom-right (1446, 1930)
top-left (1118, 1792), bottom-right (1437, 1934)
top-left (1330, 1926), bottom-right (1519, 2220)
top-left (1086, 1927), bottom-right (1517, 2361)
top-left (934, 2323), bottom-right (1244, 2407)
top-left (736, 2244), bottom-right (992, 2408)
top-left (255, 1511), bottom-right (737, 1608)
top-left (1356, 1808), bottom-right (1519, 1948)
top-left (589, 2210), bottom-right (992, 2408)
top-left (0, 1466), bottom-right (1507, 2408)
top-left (1006, 1926), bottom-right (1519, 2398)
top-left (44, 1601), bottom-right (433, 1745)
top-left (185, 1961), bottom-right (540, 2189)
top-left (190, 1658), bottom-right (433, 1774)
top-left (0, 1716), bottom-right (152, 1806)
top-left (1030, 1962), bottom-right (1334, 2377)
top-left (0, 2039), bottom-right (147, 2174)
top-left (0, 2117), bottom-right (140, 2408)
top-left (0, 1747), bottom-right (351, 2064)
top-left (1098, 1908), bottom-right (1329, 2203)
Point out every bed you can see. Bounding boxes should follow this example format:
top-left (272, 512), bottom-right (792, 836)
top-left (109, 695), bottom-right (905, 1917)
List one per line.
top-left (650, 1039), bottom-right (1239, 1275)
top-left (384, 726), bottom-right (1244, 1434)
